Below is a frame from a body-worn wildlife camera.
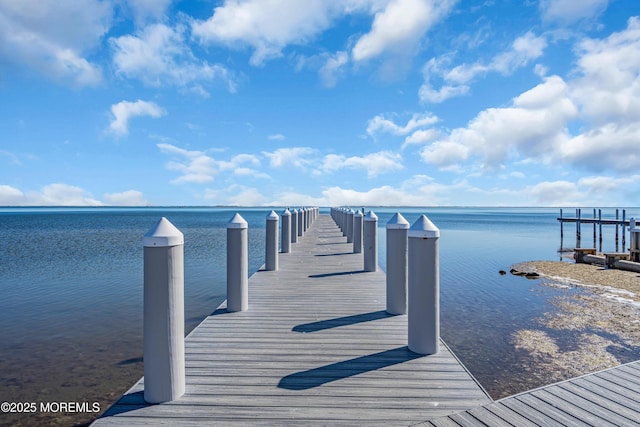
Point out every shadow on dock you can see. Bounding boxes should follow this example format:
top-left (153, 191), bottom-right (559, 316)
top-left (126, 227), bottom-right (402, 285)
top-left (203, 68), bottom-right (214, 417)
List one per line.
top-left (308, 270), bottom-right (366, 278)
top-left (293, 310), bottom-right (396, 333)
top-left (277, 346), bottom-right (424, 390)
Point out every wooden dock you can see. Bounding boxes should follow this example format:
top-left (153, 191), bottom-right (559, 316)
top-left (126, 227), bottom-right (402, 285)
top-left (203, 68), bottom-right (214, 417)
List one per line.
top-left (94, 214), bottom-right (491, 425)
top-left (421, 360), bottom-right (640, 426)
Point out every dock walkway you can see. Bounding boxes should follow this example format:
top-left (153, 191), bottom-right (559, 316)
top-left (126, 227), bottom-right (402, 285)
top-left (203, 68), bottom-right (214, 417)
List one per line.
top-left (95, 214), bottom-right (491, 425)
top-left (422, 359), bottom-right (640, 426)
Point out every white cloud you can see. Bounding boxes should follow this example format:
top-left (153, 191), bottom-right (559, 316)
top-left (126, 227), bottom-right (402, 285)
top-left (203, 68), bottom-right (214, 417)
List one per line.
top-left (540, 0), bottom-right (609, 24)
top-left (191, 0), bottom-right (337, 66)
top-left (15, 184), bottom-right (103, 206)
top-left (0, 185), bottom-right (25, 205)
top-left (367, 112), bottom-right (439, 137)
top-left (109, 100), bottom-right (166, 136)
top-left (320, 151), bottom-right (403, 177)
top-left (402, 128), bottom-right (440, 149)
top-left (0, 0), bottom-right (110, 86)
top-left (103, 190), bottom-right (148, 206)
top-left (262, 147), bottom-right (317, 169)
top-left (111, 23), bottom-right (237, 94)
top-left (421, 75), bottom-right (578, 170)
top-left (158, 144), bottom-right (266, 184)
top-left (158, 143), bottom-right (217, 183)
top-left (124, 0), bottom-right (173, 25)
top-left (319, 51), bottom-right (349, 87)
top-left (351, 0), bottom-right (455, 62)
top-left (420, 32), bottom-right (547, 103)
top-left (268, 134), bottom-right (286, 141)
top-left (570, 17), bottom-right (640, 127)
top-left (525, 175), bottom-right (640, 206)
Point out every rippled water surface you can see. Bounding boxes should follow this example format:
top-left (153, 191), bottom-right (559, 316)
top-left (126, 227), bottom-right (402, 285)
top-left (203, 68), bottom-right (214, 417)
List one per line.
top-left (0, 206), bottom-right (637, 426)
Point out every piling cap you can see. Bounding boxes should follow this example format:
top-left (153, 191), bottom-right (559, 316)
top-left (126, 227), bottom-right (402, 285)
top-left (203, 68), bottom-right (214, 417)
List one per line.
top-left (364, 210), bottom-right (378, 221)
top-left (227, 213), bottom-right (248, 229)
top-left (267, 210), bottom-right (279, 221)
top-left (354, 210), bottom-right (363, 217)
top-left (408, 215), bottom-right (440, 238)
top-left (143, 217), bottom-right (184, 247)
top-left (282, 208), bottom-right (291, 216)
top-left (387, 212), bottom-right (410, 229)
top-left (347, 209), bottom-right (354, 215)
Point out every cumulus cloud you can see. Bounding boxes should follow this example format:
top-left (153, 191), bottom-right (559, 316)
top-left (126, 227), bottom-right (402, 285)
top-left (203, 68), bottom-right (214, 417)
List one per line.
top-left (420, 75), bottom-right (578, 170)
top-left (352, 0), bottom-right (455, 62)
top-left (109, 100), bottom-right (166, 136)
top-left (0, 0), bottom-right (110, 86)
top-left (420, 32), bottom-right (547, 103)
top-left (320, 151), bottom-right (403, 177)
top-left (191, 0), bottom-right (337, 66)
top-left (0, 185), bottom-right (25, 205)
top-left (158, 144), bottom-right (265, 184)
top-left (0, 183), bottom-right (103, 206)
top-left (111, 23), bottom-right (237, 95)
top-left (103, 190), bottom-right (148, 206)
top-left (123, 0), bottom-right (173, 25)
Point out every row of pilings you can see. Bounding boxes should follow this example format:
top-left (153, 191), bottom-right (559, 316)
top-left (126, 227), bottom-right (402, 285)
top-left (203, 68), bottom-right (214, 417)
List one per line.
top-left (140, 206), bottom-right (440, 405)
top-left (331, 207), bottom-right (440, 356)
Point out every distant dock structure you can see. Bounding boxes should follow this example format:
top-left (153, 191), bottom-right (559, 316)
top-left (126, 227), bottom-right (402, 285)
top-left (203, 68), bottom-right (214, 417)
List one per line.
top-left (558, 208), bottom-right (633, 253)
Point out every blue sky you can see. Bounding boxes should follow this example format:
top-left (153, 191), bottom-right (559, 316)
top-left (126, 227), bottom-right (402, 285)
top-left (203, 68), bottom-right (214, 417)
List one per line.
top-left (1, 0), bottom-right (639, 207)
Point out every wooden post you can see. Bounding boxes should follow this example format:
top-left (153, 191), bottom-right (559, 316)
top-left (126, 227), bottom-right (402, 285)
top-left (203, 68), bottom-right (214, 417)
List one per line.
top-left (386, 213), bottom-right (409, 315)
top-left (363, 210), bottom-right (378, 272)
top-left (593, 208), bottom-right (597, 248)
top-left (616, 209), bottom-right (619, 252)
top-left (598, 209), bottom-right (602, 252)
top-left (265, 210), bottom-right (279, 271)
top-left (227, 213), bottom-right (248, 312)
top-left (143, 217), bottom-right (185, 403)
top-left (408, 215), bottom-right (440, 355)
top-left (576, 208), bottom-right (581, 249)
top-left (622, 209), bottom-right (626, 251)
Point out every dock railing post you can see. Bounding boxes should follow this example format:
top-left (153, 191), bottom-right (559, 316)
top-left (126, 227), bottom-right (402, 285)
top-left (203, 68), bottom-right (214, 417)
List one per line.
top-left (353, 211), bottom-right (363, 253)
top-left (143, 217), bottom-right (185, 403)
top-left (227, 213), bottom-right (248, 312)
top-left (265, 210), bottom-right (279, 271)
top-left (298, 208), bottom-right (304, 238)
top-left (386, 212), bottom-right (409, 315)
top-left (291, 209), bottom-right (298, 244)
top-left (346, 209), bottom-right (354, 243)
top-left (281, 209), bottom-right (291, 253)
top-left (408, 215), bottom-right (440, 355)
top-left (364, 210), bottom-right (378, 272)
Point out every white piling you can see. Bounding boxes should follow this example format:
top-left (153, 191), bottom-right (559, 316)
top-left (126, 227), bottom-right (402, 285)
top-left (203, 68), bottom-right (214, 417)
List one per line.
top-left (291, 209), bottom-right (298, 244)
top-left (386, 212), bottom-right (409, 315)
top-left (297, 208), bottom-right (303, 237)
top-left (143, 217), bottom-right (185, 403)
top-left (408, 215), bottom-right (440, 355)
top-left (363, 210), bottom-right (378, 272)
top-left (353, 211), bottom-right (363, 253)
top-left (265, 210), bottom-right (279, 271)
top-left (281, 209), bottom-right (291, 253)
top-left (227, 213), bottom-right (248, 312)
top-left (346, 209), bottom-right (354, 243)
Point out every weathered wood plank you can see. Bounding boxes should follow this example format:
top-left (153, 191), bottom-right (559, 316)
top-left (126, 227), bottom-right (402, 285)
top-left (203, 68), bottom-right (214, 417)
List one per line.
top-left (94, 214), bottom-right (490, 426)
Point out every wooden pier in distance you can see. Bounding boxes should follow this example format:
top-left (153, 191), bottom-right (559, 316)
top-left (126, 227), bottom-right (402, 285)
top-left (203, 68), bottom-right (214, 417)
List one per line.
top-left (94, 214), bottom-right (491, 425)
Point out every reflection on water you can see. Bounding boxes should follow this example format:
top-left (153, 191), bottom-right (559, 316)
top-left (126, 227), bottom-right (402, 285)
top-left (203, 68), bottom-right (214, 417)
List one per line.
top-left (1, 206), bottom-right (638, 425)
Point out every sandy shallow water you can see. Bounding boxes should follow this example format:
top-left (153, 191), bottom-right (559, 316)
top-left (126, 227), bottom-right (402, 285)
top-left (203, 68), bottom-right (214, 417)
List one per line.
top-left (509, 260), bottom-right (640, 388)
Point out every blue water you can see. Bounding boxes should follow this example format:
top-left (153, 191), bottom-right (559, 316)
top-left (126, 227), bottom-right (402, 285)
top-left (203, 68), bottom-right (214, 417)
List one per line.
top-left (1, 206), bottom-right (638, 425)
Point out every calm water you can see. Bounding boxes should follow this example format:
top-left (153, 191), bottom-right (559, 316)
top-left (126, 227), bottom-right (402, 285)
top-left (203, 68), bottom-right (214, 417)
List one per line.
top-left (1, 206), bottom-right (638, 426)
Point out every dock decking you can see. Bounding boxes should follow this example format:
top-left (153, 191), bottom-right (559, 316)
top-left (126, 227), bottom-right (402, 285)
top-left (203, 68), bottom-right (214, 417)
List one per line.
top-left (422, 359), bottom-right (640, 426)
top-left (94, 214), bottom-right (491, 425)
